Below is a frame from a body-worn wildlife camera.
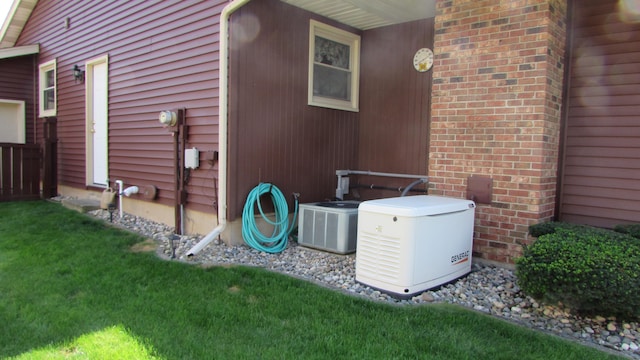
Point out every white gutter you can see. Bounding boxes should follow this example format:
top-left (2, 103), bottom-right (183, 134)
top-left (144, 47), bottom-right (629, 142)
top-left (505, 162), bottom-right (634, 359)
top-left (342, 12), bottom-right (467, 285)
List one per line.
top-left (186, 0), bottom-right (252, 256)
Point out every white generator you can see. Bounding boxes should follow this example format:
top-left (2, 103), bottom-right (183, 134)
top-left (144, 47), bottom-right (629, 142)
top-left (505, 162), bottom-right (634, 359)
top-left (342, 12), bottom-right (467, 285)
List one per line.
top-left (297, 201), bottom-right (360, 254)
top-left (355, 195), bottom-right (475, 298)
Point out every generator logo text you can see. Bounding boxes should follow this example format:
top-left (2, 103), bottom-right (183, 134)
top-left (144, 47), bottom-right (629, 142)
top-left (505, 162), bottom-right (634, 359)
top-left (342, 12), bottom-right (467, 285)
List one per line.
top-left (450, 250), bottom-right (470, 265)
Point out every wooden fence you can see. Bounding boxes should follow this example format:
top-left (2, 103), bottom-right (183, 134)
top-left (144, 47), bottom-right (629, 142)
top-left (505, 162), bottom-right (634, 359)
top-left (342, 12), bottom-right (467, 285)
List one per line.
top-left (0, 143), bottom-right (42, 201)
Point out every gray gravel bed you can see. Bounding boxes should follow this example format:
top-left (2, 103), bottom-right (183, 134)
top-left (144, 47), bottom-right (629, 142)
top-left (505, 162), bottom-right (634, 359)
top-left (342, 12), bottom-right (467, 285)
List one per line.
top-left (87, 208), bottom-right (639, 359)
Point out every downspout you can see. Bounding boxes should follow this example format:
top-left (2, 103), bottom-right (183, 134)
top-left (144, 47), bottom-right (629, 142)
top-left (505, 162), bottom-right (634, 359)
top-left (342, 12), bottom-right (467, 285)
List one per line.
top-left (186, 0), bottom-right (252, 256)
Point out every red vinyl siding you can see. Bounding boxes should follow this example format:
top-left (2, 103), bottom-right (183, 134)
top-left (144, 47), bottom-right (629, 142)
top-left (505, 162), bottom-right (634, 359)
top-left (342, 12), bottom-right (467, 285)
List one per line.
top-left (560, 0), bottom-right (640, 227)
top-left (14, 0), bottom-right (435, 224)
top-left (0, 55), bottom-right (37, 144)
top-left (16, 0), bottom-right (225, 211)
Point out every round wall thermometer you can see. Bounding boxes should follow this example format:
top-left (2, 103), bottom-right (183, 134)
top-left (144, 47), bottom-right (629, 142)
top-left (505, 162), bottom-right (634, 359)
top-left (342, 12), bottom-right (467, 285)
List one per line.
top-left (413, 48), bottom-right (433, 72)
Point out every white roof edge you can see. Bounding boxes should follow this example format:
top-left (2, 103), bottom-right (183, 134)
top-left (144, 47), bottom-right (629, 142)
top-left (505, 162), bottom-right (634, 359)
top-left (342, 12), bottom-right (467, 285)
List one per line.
top-left (0, 0), bottom-right (20, 48)
top-left (0, 0), bottom-right (39, 49)
top-left (0, 0), bottom-right (20, 47)
top-left (0, 43), bottom-right (39, 59)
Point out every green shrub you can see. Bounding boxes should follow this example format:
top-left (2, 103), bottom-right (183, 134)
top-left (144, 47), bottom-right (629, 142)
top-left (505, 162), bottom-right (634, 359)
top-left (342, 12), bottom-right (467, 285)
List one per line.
top-left (528, 221), bottom-right (563, 237)
top-left (528, 221), bottom-right (593, 238)
top-left (614, 223), bottom-right (640, 239)
top-left (516, 227), bottom-right (640, 320)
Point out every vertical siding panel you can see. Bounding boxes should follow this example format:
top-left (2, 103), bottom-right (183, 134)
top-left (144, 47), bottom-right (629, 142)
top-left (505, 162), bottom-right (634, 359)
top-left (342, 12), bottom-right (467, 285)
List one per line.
top-left (228, 0), bottom-right (360, 219)
top-left (561, 0), bottom-right (640, 227)
top-left (357, 19), bottom-right (433, 198)
top-left (228, 2), bottom-right (433, 217)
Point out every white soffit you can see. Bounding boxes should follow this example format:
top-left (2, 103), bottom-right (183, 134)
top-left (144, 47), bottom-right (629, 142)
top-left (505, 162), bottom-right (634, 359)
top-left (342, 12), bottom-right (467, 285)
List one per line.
top-left (281, 0), bottom-right (436, 30)
top-left (0, 0), bottom-right (39, 49)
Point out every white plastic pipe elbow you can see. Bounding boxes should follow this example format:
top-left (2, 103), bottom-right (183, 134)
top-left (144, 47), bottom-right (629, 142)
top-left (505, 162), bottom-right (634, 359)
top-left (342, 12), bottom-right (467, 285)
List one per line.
top-left (123, 186), bottom-right (139, 197)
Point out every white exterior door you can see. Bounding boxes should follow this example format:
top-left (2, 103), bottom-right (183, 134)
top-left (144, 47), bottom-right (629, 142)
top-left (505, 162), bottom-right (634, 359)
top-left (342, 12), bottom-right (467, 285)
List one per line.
top-left (86, 56), bottom-right (109, 186)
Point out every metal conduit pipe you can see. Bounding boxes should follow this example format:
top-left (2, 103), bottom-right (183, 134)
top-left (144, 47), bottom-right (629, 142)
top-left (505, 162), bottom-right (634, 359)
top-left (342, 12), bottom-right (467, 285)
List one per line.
top-left (337, 169), bottom-right (429, 179)
top-left (351, 183), bottom-right (428, 195)
top-left (401, 178), bottom-right (429, 197)
top-left (186, 0), bottom-right (252, 256)
top-left (335, 169), bottom-right (428, 200)
top-left (115, 180), bottom-right (124, 218)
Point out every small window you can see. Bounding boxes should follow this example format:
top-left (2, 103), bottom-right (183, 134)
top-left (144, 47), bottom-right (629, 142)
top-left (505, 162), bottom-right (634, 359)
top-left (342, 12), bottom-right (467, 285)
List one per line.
top-left (0, 100), bottom-right (26, 144)
top-left (308, 20), bottom-right (360, 112)
top-left (39, 59), bottom-right (57, 117)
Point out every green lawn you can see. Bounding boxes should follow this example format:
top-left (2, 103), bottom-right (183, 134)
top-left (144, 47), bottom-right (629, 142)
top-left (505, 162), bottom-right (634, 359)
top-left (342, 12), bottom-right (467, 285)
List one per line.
top-left (0, 201), bottom-right (623, 359)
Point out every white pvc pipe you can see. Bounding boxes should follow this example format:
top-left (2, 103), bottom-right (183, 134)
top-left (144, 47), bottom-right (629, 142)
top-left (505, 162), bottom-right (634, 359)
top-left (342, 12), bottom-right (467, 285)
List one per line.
top-left (123, 186), bottom-right (139, 197)
top-left (186, 0), bottom-right (252, 256)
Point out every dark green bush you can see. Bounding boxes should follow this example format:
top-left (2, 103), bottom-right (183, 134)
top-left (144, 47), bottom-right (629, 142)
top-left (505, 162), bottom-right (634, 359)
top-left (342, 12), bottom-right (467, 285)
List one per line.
top-left (528, 221), bottom-right (590, 238)
top-left (516, 227), bottom-right (640, 320)
top-left (528, 221), bottom-right (563, 237)
top-left (614, 223), bottom-right (640, 239)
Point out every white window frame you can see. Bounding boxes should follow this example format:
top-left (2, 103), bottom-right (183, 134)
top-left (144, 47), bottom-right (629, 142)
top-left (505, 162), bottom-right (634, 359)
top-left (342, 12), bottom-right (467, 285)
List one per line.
top-left (38, 59), bottom-right (57, 117)
top-left (308, 20), bottom-right (360, 112)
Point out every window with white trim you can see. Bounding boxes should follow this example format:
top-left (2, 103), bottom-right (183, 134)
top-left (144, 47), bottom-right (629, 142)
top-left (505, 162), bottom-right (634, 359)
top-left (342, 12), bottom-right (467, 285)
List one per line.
top-left (308, 20), bottom-right (360, 112)
top-left (39, 59), bottom-right (57, 117)
top-left (0, 100), bottom-right (26, 143)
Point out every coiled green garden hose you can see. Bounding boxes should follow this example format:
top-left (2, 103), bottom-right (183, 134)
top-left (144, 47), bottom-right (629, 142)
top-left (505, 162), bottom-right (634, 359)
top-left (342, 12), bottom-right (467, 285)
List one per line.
top-left (242, 183), bottom-right (298, 253)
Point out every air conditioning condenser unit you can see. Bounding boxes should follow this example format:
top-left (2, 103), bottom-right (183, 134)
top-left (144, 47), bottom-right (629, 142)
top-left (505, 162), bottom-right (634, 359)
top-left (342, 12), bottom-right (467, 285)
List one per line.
top-left (297, 201), bottom-right (360, 254)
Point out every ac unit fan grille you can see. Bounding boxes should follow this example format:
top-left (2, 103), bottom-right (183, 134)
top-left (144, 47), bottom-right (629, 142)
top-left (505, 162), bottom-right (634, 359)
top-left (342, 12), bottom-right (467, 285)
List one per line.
top-left (297, 203), bottom-right (358, 254)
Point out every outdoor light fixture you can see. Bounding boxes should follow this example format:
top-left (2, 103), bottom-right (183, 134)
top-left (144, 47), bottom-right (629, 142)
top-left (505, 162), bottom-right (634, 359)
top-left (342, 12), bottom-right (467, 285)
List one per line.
top-left (72, 64), bottom-right (84, 83)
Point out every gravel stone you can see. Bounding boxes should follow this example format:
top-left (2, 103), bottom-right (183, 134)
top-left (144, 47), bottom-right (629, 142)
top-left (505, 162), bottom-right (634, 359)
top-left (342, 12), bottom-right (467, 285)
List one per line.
top-left (77, 204), bottom-right (640, 359)
top-left (609, 336), bottom-right (623, 344)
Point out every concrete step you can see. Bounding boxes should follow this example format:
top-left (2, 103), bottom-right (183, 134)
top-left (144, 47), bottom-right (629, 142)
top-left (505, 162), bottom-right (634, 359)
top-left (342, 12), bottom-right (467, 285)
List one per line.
top-left (61, 198), bottom-right (101, 213)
